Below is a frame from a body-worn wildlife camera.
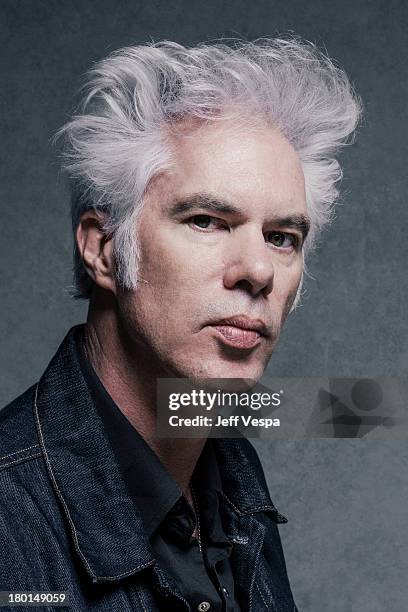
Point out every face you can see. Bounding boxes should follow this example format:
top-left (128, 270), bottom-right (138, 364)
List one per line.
top-left (115, 117), bottom-right (308, 381)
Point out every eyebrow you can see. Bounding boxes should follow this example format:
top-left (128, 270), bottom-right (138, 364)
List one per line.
top-left (168, 194), bottom-right (240, 216)
top-left (168, 193), bottom-right (311, 240)
top-left (272, 214), bottom-right (311, 240)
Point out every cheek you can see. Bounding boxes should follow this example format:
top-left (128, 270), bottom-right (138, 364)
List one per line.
top-left (127, 246), bottom-right (203, 338)
top-left (273, 265), bottom-right (303, 322)
top-left (281, 286), bottom-right (300, 322)
top-left (136, 225), bottom-right (223, 322)
top-left (137, 223), bottom-right (202, 287)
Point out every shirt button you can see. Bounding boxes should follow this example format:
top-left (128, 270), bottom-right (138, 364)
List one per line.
top-left (221, 586), bottom-right (229, 597)
top-left (197, 603), bottom-right (211, 611)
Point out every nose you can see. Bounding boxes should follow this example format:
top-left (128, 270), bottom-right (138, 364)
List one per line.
top-left (223, 226), bottom-right (274, 298)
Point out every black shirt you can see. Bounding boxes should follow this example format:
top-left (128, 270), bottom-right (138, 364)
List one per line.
top-left (76, 332), bottom-right (241, 612)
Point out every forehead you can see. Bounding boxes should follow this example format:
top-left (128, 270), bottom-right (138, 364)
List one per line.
top-left (162, 116), bottom-right (306, 219)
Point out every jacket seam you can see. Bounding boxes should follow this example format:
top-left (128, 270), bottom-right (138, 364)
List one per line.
top-left (222, 492), bottom-right (277, 515)
top-left (97, 559), bottom-right (155, 581)
top-left (242, 505), bottom-right (278, 514)
top-left (256, 581), bottom-right (270, 610)
top-left (33, 383), bottom-right (156, 582)
top-left (136, 589), bottom-right (148, 612)
top-left (222, 492), bottom-right (243, 515)
top-left (222, 492), bottom-right (286, 523)
top-left (0, 444), bottom-right (40, 462)
top-left (0, 453), bottom-right (42, 472)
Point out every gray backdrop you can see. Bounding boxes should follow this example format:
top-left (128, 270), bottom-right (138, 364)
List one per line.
top-left (1, 1), bottom-right (407, 610)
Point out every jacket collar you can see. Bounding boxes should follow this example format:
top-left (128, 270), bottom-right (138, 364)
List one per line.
top-left (34, 325), bottom-right (286, 584)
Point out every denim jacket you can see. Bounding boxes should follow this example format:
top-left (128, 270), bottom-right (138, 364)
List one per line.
top-left (0, 326), bottom-right (298, 611)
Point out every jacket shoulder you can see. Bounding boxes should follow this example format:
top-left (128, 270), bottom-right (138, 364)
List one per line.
top-left (0, 384), bottom-right (41, 470)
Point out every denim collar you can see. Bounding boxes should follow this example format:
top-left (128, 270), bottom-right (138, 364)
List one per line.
top-left (34, 325), bottom-right (286, 584)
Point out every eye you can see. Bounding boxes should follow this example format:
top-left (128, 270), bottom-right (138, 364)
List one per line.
top-left (192, 215), bottom-right (213, 229)
top-left (188, 215), bottom-right (227, 231)
top-left (265, 231), bottom-right (297, 249)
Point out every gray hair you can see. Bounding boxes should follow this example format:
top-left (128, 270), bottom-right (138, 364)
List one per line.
top-left (56, 37), bottom-right (362, 299)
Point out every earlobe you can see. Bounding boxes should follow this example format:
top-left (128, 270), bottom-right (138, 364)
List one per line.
top-left (76, 211), bottom-right (116, 294)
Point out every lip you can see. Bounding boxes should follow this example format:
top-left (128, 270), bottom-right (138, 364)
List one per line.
top-left (208, 315), bottom-right (270, 350)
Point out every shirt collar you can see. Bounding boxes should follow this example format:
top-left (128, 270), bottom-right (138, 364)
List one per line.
top-left (34, 325), bottom-right (286, 584)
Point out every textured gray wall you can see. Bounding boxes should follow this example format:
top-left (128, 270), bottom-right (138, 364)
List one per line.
top-left (1, 1), bottom-right (407, 610)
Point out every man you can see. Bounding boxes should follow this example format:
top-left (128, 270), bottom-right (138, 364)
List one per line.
top-left (0, 38), bottom-right (360, 610)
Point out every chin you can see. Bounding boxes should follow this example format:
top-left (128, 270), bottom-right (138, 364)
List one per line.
top-left (184, 359), bottom-right (266, 385)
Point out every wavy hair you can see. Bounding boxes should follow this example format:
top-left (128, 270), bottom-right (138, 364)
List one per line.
top-left (56, 38), bottom-right (362, 299)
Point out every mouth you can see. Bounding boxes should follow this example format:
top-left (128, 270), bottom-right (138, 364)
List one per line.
top-left (207, 315), bottom-right (270, 350)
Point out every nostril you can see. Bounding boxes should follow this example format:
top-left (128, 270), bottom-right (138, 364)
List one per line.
top-left (234, 279), bottom-right (253, 293)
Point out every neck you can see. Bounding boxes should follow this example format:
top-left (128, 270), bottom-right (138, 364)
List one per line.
top-left (83, 289), bottom-right (206, 494)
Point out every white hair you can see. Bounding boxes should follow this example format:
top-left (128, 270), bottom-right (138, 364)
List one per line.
top-left (56, 37), bottom-right (362, 299)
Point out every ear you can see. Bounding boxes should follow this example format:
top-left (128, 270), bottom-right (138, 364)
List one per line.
top-left (76, 211), bottom-right (116, 294)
